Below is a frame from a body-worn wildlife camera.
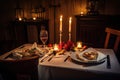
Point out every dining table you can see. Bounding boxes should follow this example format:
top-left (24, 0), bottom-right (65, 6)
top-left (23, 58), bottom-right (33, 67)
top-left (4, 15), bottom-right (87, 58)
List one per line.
top-left (0, 43), bottom-right (120, 80)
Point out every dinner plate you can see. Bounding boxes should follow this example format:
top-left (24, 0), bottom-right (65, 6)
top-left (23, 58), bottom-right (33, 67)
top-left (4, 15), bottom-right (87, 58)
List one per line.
top-left (70, 48), bottom-right (106, 64)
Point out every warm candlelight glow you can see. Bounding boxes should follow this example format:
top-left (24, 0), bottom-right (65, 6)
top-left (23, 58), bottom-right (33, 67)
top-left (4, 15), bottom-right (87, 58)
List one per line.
top-left (33, 17), bottom-right (36, 20)
top-left (69, 17), bottom-right (72, 32)
top-left (60, 15), bottom-right (63, 32)
top-left (19, 17), bottom-right (22, 21)
top-left (80, 11), bottom-right (84, 16)
top-left (53, 44), bottom-right (59, 51)
top-left (77, 42), bottom-right (82, 49)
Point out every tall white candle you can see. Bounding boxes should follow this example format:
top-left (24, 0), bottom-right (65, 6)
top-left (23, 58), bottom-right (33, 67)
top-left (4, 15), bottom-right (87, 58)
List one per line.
top-left (60, 15), bottom-right (63, 32)
top-left (69, 17), bottom-right (72, 32)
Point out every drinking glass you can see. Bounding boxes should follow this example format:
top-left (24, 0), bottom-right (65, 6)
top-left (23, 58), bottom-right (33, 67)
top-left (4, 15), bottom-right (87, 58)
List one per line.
top-left (40, 29), bottom-right (48, 47)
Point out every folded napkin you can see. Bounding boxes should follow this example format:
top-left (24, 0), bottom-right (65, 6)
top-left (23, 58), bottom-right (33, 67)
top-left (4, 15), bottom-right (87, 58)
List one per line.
top-left (12, 52), bottom-right (23, 59)
top-left (31, 42), bottom-right (54, 57)
top-left (31, 42), bottom-right (38, 49)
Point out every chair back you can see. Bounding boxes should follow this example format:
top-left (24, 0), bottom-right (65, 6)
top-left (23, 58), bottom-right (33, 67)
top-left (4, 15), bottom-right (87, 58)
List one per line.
top-left (0, 56), bottom-right (39, 80)
top-left (104, 27), bottom-right (120, 52)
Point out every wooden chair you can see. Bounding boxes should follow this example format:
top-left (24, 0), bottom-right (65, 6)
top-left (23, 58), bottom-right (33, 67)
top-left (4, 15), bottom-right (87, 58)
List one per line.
top-left (104, 27), bottom-right (120, 52)
top-left (0, 56), bottom-right (39, 80)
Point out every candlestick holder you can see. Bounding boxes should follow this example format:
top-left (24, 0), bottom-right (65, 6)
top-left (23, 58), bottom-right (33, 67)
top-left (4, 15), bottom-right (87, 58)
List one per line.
top-left (69, 32), bottom-right (71, 41)
top-left (59, 31), bottom-right (62, 43)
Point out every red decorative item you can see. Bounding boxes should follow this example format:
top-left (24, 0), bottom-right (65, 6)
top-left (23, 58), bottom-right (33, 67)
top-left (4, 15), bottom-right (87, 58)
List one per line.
top-left (63, 40), bottom-right (74, 51)
top-left (59, 42), bottom-right (65, 50)
top-left (63, 43), bottom-right (70, 51)
top-left (67, 40), bottom-right (73, 47)
top-left (48, 43), bottom-right (53, 47)
top-left (82, 45), bottom-right (87, 50)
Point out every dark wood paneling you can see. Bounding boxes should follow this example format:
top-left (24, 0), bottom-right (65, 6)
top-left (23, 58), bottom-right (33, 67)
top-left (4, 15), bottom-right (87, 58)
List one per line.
top-left (12, 20), bottom-right (49, 45)
top-left (75, 15), bottom-right (120, 48)
top-left (0, 20), bottom-right (49, 55)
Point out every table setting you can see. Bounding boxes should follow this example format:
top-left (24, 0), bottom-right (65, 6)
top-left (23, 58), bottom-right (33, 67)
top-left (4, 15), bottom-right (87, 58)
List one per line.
top-left (0, 41), bottom-right (120, 80)
top-left (37, 41), bottom-right (120, 80)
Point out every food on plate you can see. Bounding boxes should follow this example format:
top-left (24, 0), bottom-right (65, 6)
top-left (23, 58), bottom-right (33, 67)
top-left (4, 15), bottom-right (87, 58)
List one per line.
top-left (76, 53), bottom-right (87, 61)
top-left (82, 51), bottom-right (98, 60)
top-left (25, 48), bottom-right (48, 57)
top-left (11, 47), bottom-right (50, 59)
top-left (21, 52), bottom-right (31, 57)
top-left (12, 52), bottom-right (23, 59)
top-left (76, 51), bottom-right (98, 61)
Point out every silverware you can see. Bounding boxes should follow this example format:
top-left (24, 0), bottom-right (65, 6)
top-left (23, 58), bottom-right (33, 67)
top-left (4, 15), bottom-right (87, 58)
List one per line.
top-left (64, 56), bottom-right (70, 62)
top-left (40, 54), bottom-right (52, 62)
top-left (19, 45), bottom-right (25, 49)
top-left (48, 54), bottom-right (54, 62)
top-left (98, 56), bottom-right (107, 62)
top-left (107, 55), bottom-right (111, 69)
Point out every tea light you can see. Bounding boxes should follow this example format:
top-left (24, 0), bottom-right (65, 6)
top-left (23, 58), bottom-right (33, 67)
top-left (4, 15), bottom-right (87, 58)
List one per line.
top-left (77, 42), bottom-right (82, 49)
top-left (33, 17), bottom-right (36, 20)
top-left (18, 17), bottom-right (22, 21)
top-left (53, 44), bottom-right (59, 51)
top-left (80, 11), bottom-right (84, 16)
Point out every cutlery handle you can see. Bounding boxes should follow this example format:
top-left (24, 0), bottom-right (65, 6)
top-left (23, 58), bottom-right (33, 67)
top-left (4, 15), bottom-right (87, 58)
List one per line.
top-left (64, 56), bottom-right (70, 62)
top-left (40, 55), bottom-right (49, 62)
top-left (48, 55), bottom-right (54, 62)
top-left (107, 55), bottom-right (111, 69)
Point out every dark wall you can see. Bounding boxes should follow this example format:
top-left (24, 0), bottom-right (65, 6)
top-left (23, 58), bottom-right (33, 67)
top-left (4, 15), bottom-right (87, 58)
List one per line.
top-left (105, 0), bottom-right (120, 15)
top-left (0, 0), bottom-right (120, 55)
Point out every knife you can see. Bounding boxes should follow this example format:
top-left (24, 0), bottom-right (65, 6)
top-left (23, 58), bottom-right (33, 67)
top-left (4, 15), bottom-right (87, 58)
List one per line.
top-left (40, 54), bottom-right (52, 62)
top-left (107, 55), bottom-right (111, 69)
top-left (64, 56), bottom-right (70, 62)
top-left (48, 54), bottom-right (54, 62)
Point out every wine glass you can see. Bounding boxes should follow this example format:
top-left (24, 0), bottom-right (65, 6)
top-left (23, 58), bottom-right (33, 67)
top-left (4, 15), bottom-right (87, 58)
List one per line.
top-left (40, 29), bottom-right (48, 48)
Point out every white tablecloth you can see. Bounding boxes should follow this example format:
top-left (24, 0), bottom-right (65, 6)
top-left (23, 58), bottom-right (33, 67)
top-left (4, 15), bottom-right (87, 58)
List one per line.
top-left (38, 49), bottom-right (120, 80)
top-left (1, 44), bottom-right (120, 80)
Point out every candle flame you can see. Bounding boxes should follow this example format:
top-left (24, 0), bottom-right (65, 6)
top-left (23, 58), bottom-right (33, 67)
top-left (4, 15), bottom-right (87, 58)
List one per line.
top-left (60, 15), bottom-right (63, 21)
top-left (80, 11), bottom-right (84, 16)
top-left (77, 42), bottom-right (82, 48)
top-left (19, 17), bottom-right (22, 21)
top-left (80, 12), bottom-right (83, 14)
top-left (33, 17), bottom-right (36, 20)
top-left (69, 17), bottom-right (72, 23)
top-left (54, 44), bottom-right (59, 51)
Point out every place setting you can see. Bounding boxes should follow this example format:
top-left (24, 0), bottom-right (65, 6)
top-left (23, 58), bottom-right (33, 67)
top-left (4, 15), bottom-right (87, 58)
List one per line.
top-left (3, 42), bottom-right (51, 60)
top-left (70, 47), bottom-right (107, 65)
top-left (56, 40), bottom-right (108, 68)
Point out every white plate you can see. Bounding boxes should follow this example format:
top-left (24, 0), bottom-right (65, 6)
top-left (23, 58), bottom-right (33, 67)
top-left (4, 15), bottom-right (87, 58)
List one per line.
top-left (70, 48), bottom-right (106, 64)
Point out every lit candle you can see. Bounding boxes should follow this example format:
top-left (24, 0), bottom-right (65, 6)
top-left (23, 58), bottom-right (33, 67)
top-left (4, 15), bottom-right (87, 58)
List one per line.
top-left (53, 44), bottom-right (59, 51)
top-left (77, 42), bottom-right (82, 49)
top-left (33, 17), bottom-right (36, 20)
top-left (19, 17), bottom-right (22, 21)
top-left (60, 15), bottom-right (63, 32)
top-left (80, 11), bottom-right (84, 16)
top-left (69, 17), bottom-right (72, 32)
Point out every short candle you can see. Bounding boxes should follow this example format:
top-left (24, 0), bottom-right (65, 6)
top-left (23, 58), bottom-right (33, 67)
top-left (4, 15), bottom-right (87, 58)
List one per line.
top-left (77, 42), bottom-right (82, 49)
top-left (53, 44), bottom-right (59, 51)
top-left (19, 17), bottom-right (22, 21)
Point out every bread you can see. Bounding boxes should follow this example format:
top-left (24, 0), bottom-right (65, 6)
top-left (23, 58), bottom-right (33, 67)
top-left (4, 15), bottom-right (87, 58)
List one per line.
top-left (76, 53), bottom-right (87, 61)
top-left (82, 51), bottom-right (98, 60)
